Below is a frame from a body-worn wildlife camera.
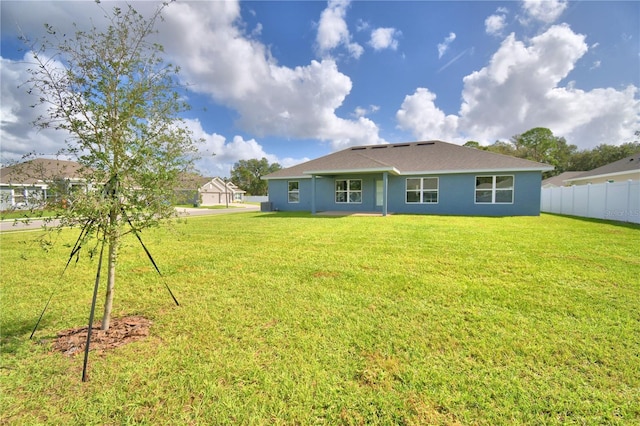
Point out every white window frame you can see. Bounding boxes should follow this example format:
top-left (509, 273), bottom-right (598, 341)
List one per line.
top-left (335, 179), bottom-right (362, 204)
top-left (405, 177), bottom-right (439, 204)
top-left (475, 175), bottom-right (514, 204)
top-left (287, 181), bottom-right (299, 203)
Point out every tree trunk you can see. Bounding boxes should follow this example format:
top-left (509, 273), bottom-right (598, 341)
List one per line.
top-left (101, 209), bottom-right (119, 331)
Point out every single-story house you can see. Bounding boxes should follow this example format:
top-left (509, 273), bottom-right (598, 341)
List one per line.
top-left (263, 140), bottom-right (553, 216)
top-left (199, 177), bottom-right (245, 205)
top-left (0, 158), bottom-right (87, 210)
top-left (173, 173), bottom-right (210, 205)
top-left (541, 171), bottom-right (586, 188)
top-left (563, 154), bottom-right (640, 185)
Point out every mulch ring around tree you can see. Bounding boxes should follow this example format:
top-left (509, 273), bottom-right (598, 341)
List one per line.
top-left (51, 315), bottom-right (152, 357)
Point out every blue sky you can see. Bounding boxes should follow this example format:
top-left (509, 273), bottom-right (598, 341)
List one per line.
top-left (1, 0), bottom-right (638, 177)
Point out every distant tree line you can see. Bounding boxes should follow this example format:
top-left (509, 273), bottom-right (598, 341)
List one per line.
top-left (464, 128), bottom-right (640, 178)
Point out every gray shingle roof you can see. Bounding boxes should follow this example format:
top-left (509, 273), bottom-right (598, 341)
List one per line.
top-left (264, 140), bottom-right (553, 179)
top-left (175, 172), bottom-right (211, 189)
top-left (541, 171), bottom-right (586, 187)
top-left (569, 153), bottom-right (640, 180)
top-left (0, 158), bottom-right (86, 185)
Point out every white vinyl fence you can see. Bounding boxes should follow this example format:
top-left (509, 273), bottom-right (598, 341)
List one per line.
top-left (244, 195), bottom-right (269, 203)
top-left (541, 180), bottom-right (640, 224)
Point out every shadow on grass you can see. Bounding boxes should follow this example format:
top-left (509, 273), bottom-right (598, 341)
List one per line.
top-left (543, 212), bottom-right (640, 230)
top-left (0, 315), bottom-right (52, 355)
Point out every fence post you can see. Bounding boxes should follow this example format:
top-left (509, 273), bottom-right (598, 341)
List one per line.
top-left (604, 182), bottom-right (609, 220)
top-left (626, 180), bottom-right (632, 223)
top-left (586, 183), bottom-right (590, 218)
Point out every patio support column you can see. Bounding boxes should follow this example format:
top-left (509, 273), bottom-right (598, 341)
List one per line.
top-left (382, 172), bottom-right (388, 217)
top-left (311, 175), bottom-right (317, 215)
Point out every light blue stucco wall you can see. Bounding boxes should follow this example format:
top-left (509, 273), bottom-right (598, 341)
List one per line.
top-left (267, 171), bottom-right (543, 216)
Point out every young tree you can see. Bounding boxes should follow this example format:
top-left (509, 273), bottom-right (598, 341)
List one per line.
top-left (231, 158), bottom-right (281, 195)
top-left (22, 3), bottom-right (199, 330)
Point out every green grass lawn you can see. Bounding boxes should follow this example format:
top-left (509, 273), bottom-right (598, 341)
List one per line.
top-left (1, 213), bottom-right (638, 425)
top-left (0, 209), bottom-right (57, 221)
top-left (175, 204), bottom-right (244, 209)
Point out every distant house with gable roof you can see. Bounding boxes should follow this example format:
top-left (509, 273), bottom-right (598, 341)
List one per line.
top-left (563, 154), bottom-right (640, 186)
top-left (199, 177), bottom-right (245, 206)
top-left (541, 171), bottom-right (586, 188)
top-left (0, 158), bottom-right (88, 210)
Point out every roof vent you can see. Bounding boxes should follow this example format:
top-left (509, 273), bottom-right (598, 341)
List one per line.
top-left (393, 144), bottom-right (411, 148)
top-left (416, 142), bottom-right (435, 146)
top-left (351, 147), bottom-right (367, 151)
top-left (371, 145), bottom-right (387, 149)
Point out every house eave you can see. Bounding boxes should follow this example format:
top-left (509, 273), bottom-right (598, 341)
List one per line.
top-left (262, 174), bottom-right (312, 181)
top-left (304, 167), bottom-right (400, 176)
top-left (397, 166), bottom-right (554, 175)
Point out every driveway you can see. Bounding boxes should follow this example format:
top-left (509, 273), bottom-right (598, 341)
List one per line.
top-left (0, 204), bottom-right (260, 232)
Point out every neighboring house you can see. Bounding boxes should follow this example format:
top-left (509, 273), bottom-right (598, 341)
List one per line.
top-left (541, 171), bottom-right (586, 188)
top-left (174, 173), bottom-right (210, 206)
top-left (199, 177), bottom-right (245, 205)
top-left (563, 154), bottom-right (640, 185)
top-left (263, 140), bottom-right (553, 216)
top-left (0, 158), bottom-right (87, 210)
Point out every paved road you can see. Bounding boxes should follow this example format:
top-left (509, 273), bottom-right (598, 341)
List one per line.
top-left (175, 204), bottom-right (259, 217)
top-left (0, 205), bottom-right (260, 232)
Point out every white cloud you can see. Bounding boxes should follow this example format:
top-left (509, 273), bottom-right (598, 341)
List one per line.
top-left (251, 22), bottom-right (263, 37)
top-left (185, 118), bottom-right (308, 176)
top-left (396, 88), bottom-right (460, 142)
top-left (369, 27), bottom-right (401, 51)
top-left (397, 24), bottom-right (639, 149)
top-left (353, 107), bottom-right (368, 118)
top-left (459, 24), bottom-right (589, 139)
top-left (0, 54), bottom-right (72, 163)
top-left (0, 0), bottom-right (117, 164)
top-left (437, 32), bottom-right (456, 59)
top-left (160, 1), bottom-right (270, 102)
top-left (278, 156), bottom-right (311, 169)
top-left (0, 1), bottom-right (131, 39)
top-left (352, 105), bottom-right (380, 118)
top-left (0, 0), bottom-right (385, 169)
top-left (0, 2), bottom-right (336, 174)
top-left (355, 19), bottom-right (370, 32)
top-left (161, 1), bottom-right (384, 151)
top-left (485, 14), bottom-right (507, 36)
top-left (316, 0), bottom-right (363, 59)
top-left (521, 0), bottom-right (567, 24)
